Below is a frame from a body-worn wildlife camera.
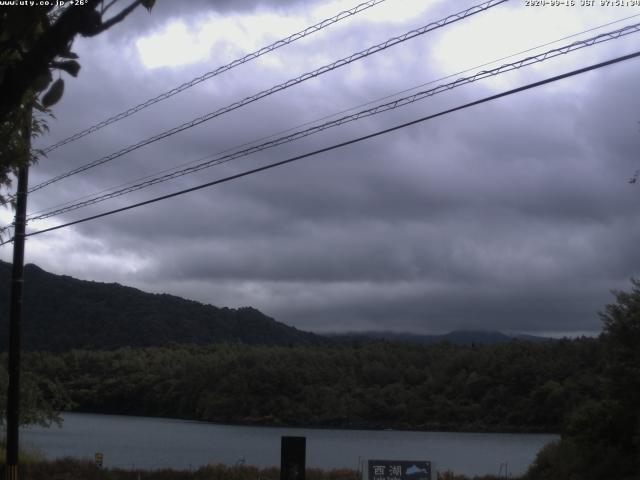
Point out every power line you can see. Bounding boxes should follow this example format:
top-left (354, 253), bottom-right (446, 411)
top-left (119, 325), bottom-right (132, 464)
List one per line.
top-left (28, 11), bottom-right (638, 220)
top-left (3, 8), bottom-right (635, 239)
top-left (1, 49), bottom-right (636, 246)
top-left (24, 21), bottom-right (640, 223)
top-left (40, 0), bottom-right (390, 154)
top-left (328, 12), bottom-right (640, 121)
top-left (0, 0), bottom-right (392, 212)
top-left (25, 10), bottom-right (640, 222)
top-left (26, 0), bottom-right (506, 195)
top-left (1, 14), bottom-right (636, 236)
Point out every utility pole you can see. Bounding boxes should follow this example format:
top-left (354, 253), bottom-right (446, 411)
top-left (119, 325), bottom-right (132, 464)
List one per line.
top-left (5, 113), bottom-right (31, 480)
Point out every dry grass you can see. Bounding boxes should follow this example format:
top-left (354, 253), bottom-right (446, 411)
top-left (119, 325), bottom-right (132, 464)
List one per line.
top-left (436, 471), bottom-right (513, 480)
top-left (17, 459), bottom-right (361, 480)
top-left (3, 455), bottom-right (516, 480)
top-left (0, 440), bottom-right (46, 465)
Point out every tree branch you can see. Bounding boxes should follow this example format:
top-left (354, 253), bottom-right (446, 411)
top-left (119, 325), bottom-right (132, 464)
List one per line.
top-left (101, 0), bottom-right (121, 15)
top-left (87, 0), bottom-right (142, 36)
top-left (0, 0), bottom-right (143, 121)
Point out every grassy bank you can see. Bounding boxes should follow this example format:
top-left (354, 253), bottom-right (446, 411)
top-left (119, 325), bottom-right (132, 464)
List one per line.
top-left (20, 460), bottom-right (357, 480)
top-left (9, 458), bottom-right (514, 480)
top-left (0, 440), bottom-right (45, 464)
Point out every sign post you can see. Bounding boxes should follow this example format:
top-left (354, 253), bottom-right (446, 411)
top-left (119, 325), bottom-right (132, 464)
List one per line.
top-left (368, 460), bottom-right (432, 480)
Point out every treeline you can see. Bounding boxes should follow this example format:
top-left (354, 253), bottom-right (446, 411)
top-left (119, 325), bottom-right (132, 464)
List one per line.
top-left (521, 280), bottom-right (640, 480)
top-left (15, 337), bottom-right (605, 433)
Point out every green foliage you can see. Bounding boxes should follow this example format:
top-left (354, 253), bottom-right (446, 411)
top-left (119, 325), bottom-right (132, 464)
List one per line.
top-left (50, 59), bottom-right (80, 77)
top-left (521, 440), bottom-right (582, 480)
top-left (0, 6), bottom-right (66, 202)
top-left (41, 77), bottom-right (65, 107)
top-left (0, 102), bottom-right (50, 210)
top-left (0, 1), bottom-right (154, 204)
top-left (524, 279), bottom-right (640, 480)
top-left (0, 352), bottom-right (73, 427)
top-left (18, 338), bottom-right (603, 432)
top-left (600, 279), bottom-right (640, 413)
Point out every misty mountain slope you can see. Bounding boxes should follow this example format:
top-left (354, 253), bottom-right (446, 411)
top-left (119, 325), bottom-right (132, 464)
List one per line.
top-left (0, 261), bottom-right (323, 352)
top-left (328, 329), bottom-right (550, 345)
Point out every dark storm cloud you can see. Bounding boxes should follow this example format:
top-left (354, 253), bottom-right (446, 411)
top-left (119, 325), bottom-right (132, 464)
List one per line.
top-left (284, 282), bottom-right (611, 334)
top-left (5, 0), bottom-right (639, 336)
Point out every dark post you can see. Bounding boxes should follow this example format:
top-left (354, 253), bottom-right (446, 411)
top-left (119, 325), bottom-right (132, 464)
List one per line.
top-left (280, 436), bottom-right (306, 480)
top-left (5, 121), bottom-right (30, 480)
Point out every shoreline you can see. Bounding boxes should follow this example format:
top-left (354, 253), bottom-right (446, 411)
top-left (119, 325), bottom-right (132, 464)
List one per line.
top-left (59, 410), bottom-right (559, 435)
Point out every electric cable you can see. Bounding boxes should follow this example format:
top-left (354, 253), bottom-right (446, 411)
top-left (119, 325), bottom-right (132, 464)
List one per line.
top-left (23, 21), bottom-right (640, 223)
top-left (26, 0), bottom-right (506, 195)
top-left (28, 11), bottom-right (640, 220)
top-left (0, 0), bottom-right (393, 210)
top-left (23, 10), bottom-right (640, 221)
top-left (1, 14), bottom-right (637, 237)
top-left (0, 48), bottom-right (636, 246)
top-left (40, 0), bottom-right (391, 154)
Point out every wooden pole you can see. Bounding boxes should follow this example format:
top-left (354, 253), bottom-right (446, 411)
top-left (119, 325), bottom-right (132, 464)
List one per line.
top-left (5, 114), bottom-right (31, 480)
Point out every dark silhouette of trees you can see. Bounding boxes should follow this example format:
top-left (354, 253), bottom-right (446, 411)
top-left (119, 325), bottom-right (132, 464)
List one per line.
top-left (7, 338), bottom-right (604, 433)
top-left (525, 279), bottom-right (640, 480)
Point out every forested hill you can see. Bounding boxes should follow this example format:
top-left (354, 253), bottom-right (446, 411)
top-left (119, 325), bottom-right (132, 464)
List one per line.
top-left (0, 261), bottom-right (323, 352)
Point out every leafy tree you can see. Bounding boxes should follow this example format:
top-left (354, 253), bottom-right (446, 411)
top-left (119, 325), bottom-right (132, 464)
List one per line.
top-left (525, 279), bottom-right (640, 480)
top-left (0, 353), bottom-right (72, 427)
top-left (597, 279), bottom-right (640, 476)
top-left (1, 0), bottom-right (156, 425)
top-left (0, 0), bottom-right (155, 205)
top-left (13, 338), bottom-right (604, 433)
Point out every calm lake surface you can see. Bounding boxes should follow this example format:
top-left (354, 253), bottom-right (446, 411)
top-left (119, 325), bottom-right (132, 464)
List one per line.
top-left (22, 413), bottom-right (557, 477)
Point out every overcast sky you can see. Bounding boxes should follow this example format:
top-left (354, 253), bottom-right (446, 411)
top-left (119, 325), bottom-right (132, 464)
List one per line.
top-left (1, 0), bottom-right (639, 336)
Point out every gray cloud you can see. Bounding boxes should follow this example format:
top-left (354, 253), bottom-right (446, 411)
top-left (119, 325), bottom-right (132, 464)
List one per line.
top-left (3, 0), bottom-right (639, 337)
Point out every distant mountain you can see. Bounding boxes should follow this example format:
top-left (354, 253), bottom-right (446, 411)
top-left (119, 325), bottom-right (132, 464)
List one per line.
top-left (0, 261), bottom-right (323, 352)
top-left (513, 333), bottom-right (553, 342)
top-left (327, 329), bottom-right (551, 345)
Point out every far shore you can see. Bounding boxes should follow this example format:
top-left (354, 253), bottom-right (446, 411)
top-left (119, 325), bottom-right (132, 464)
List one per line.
top-left (57, 410), bottom-right (560, 436)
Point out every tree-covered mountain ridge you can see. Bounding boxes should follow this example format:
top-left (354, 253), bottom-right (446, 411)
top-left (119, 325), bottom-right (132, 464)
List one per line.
top-left (0, 260), bottom-right (552, 352)
top-left (0, 260), bottom-right (323, 351)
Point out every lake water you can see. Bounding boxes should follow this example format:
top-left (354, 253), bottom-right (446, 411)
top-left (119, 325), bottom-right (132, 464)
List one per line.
top-left (22, 413), bottom-right (557, 477)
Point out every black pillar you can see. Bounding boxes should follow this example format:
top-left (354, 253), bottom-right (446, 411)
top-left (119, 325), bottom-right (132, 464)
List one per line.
top-left (5, 122), bottom-right (30, 480)
top-left (280, 436), bottom-right (305, 480)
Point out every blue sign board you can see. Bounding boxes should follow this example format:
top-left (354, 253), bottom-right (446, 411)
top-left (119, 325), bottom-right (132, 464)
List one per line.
top-left (368, 460), bottom-right (431, 480)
